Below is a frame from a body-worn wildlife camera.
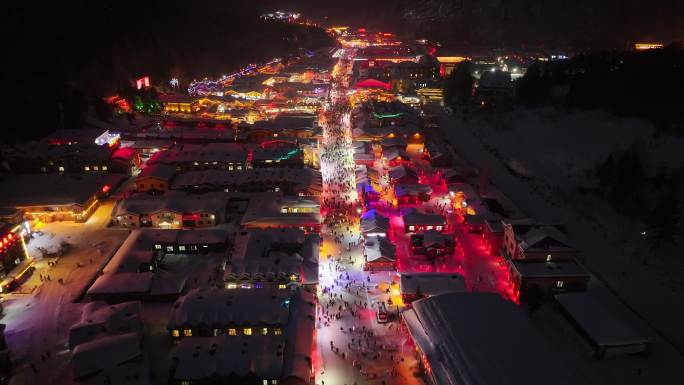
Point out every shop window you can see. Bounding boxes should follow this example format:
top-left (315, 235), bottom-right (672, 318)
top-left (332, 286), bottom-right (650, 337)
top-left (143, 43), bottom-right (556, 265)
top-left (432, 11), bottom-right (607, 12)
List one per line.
top-left (278, 284), bottom-right (287, 289)
top-left (261, 327), bottom-right (268, 335)
top-left (172, 329), bottom-right (180, 337)
top-left (243, 328), bottom-right (252, 336)
top-left (273, 328), bottom-right (282, 336)
top-left (183, 329), bottom-right (192, 337)
top-left (228, 328), bottom-right (237, 336)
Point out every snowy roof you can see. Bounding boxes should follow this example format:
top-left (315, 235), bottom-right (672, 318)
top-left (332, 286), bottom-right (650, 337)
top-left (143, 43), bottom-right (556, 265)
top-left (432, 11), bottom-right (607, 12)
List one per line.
top-left (136, 164), bottom-right (177, 181)
top-left (402, 208), bottom-right (446, 226)
top-left (171, 167), bottom-right (321, 194)
top-left (0, 173), bottom-right (126, 208)
top-left (388, 165), bottom-right (418, 181)
top-left (420, 230), bottom-right (454, 248)
top-left (383, 147), bottom-right (409, 161)
top-left (88, 272), bottom-right (153, 296)
top-left (224, 229), bottom-right (319, 285)
top-left (511, 260), bottom-right (589, 279)
top-left (360, 210), bottom-right (390, 234)
top-left (240, 194), bottom-right (322, 228)
top-left (69, 301), bottom-right (142, 350)
top-left (364, 236), bottom-right (396, 262)
top-left (555, 290), bottom-right (653, 347)
top-left (402, 292), bottom-right (569, 385)
top-left (168, 288), bottom-right (292, 328)
top-left (172, 290), bottom-right (315, 382)
top-left (518, 225), bottom-right (575, 253)
top-left (71, 332), bottom-right (145, 382)
top-left (147, 142), bottom-right (247, 165)
top-left (399, 272), bottom-right (466, 296)
top-left (114, 191), bottom-right (229, 217)
top-left (395, 183), bottom-right (432, 198)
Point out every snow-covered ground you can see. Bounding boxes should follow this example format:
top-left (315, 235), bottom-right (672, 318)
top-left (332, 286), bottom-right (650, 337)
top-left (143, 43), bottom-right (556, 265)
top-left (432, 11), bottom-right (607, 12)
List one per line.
top-left (438, 108), bottom-right (684, 384)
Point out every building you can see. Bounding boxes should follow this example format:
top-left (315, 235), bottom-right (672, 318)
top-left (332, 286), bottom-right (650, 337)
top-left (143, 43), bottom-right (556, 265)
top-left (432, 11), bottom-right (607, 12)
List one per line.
top-left (0, 129), bottom-right (131, 175)
top-left (410, 230), bottom-right (454, 258)
top-left (483, 219), bottom-right (504, 255)
top-left (160, 94), bottom-right (196, 113)
top-left (508, 259), bottom-right (590, 302)
top-left (223, 228), bottom-right (319, 290)
top-left (252, 141), bottom-right (305, 168)
top-left (171, 167), bottom-right (322, 196)
top-left (555, 290), bottom-right (653, 358)
top-left (68, 301), bottom-right (142, 349)
top-left (0, 222), bottom-right (32, 293)
top-left (147, 143), bottom-right (248, 171)
top-left (475, 70), bottom-right (513, 107)
top-left (395, 184), bottom-right (432, 205)
top-left (360, 209), bottom-right (390, 237)
top-left (135, 164), bottom-right (177, 193)
top-left (401, 208), bottom-right (447, 233)
top-left (363, 236), bottom-right (396, 271)
top-left (0, 173), bottom-right (124, 223)
top-left (399, 272), bottom-right (466, 303)
top-left (388, 165), bottom-right (419, 185)
top-left (240, 194), bottom-right (322, 233)
top-left (168, 288), bottom-right (315, 385)
top-left (402, 292), bottom-right (569, 385)
top-left (501, 221), bottom-right (578, 262)
top-left (113, 191), bottom-right (228, 228)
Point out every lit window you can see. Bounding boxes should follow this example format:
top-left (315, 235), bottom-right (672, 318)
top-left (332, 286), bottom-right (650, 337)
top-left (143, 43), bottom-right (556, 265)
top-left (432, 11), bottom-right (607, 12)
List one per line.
top-left (237, 165), bottom-right (242, 170)
top-left (84, 166), bottom-right (90, 171)
top-left (263, 381), bottom-right (268, 385)
top-left (183, 329), bottom-right (192, 337)
top-left (172, 329), bottom-right (180, 337)
top-left (243, 328), bottom-right (252, 336)
top-left (281, 208), bottom-right (288, 214)
top-left (409, 225), bottom-right (415, 231)
top-left (182, 381), bottom-right (190, 385)
top-left (179, 245), bottom-right (186, 251)
top-left (229, 165), bottom-right (234, 171)
top-left (289, 274), bottom-right (297, 282)
top-left (166, 246), bottom-right (174, 252)
top-left (102, 166), bottom-right (108, 171)
top-left (546, 254), bottom-right (552, 262)
top-left (278, 284), bottom-right (287, 289)
top-left (154, 244), bottom-right (162, 250)
top-left (427, 226), bottom-right (433, 230)
top-left (273, 328), bottom-right (282, 336)
top-left (556, 281), bottom-right (564, 288)
top-left (213, 329), bottom-right (221, 336)
top-left (226, 283), bottom-right (237, 289)
top-left (435, 226), bottom-right (442, 231)
top-left (228, 328), bottom-right (237, 336)
top-left (58, 166), bottom-right (65, 172)
top-left (272, 380), bottom-right (278, 385)
top-left (93, 166), bottom-right (99, 171)
top-left (261, 327), bottom-right (268, 335)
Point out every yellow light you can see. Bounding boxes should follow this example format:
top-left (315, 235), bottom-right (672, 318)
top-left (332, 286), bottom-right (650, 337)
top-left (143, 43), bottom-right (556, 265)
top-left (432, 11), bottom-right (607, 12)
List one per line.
top-left (634, 43), bottom-right (663, 50)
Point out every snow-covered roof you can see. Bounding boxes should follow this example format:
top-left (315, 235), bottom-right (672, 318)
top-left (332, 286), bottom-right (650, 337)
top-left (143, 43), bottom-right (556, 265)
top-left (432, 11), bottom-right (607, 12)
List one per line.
top-left (511, 260), bottom-right (589, 278)
top-left (555, 290), bottom-right (653, 348)
top-left (172, 290), bottom-right (315, 382)
top-left (72, 332), bottom-right (145, 382)
top-left (168, 288), bottom-right (292, 329)
top-left (136, 163), bottom-right (177, 182)
top-left (240, 194), bottom-right (322, 228)
top-left (399, 272), bottom-right (465, 296)
top-left (364, 236), bottom-right (396, 262)
top-left (114, 191), bottom-right (229, 218)
top-left (383, 147), bottom-right (409, 161)
top-left (402, 292), bottom-right (569, 385)
top-left (147, 142), bottom-right (247, 165)
top-left (395, 183), bottom-right (432, 198)
top-left (388, 165), bottom-right (418, 181)
top-left (518, 225), bottom-right (575, 252)
top-left (360, 210), bottom-right (390, 234)
top-left (69, 301), bottom-right (142, 349)
top-left (171, 167), bottom-right (322, 194)
top-left (420, 230), bottom-right (454, 248)
top-left (401, 208), bottom-right (446, 226)
top-left (224, 229), bottom-right (319, 285)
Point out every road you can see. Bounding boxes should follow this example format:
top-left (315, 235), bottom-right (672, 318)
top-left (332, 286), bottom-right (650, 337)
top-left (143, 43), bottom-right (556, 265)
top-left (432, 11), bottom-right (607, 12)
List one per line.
top-left (315, 53), bottom-right (424, 385)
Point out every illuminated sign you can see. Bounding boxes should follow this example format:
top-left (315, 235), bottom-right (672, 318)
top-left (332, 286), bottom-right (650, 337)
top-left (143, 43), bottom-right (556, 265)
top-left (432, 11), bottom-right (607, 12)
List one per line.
top-left (634, 43), bottom-right (664, 50)
top-left (94, 130), bottom-right (121, 147)
top-left (136, 76), bottom-right (150, 90)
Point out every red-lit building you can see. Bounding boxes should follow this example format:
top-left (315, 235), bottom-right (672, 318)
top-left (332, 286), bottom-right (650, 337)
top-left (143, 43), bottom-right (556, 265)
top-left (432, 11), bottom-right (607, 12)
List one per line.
top-left (0, 222), bottom-right (33, 293)
top-left (402, 208), bottom-right (447, 233)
